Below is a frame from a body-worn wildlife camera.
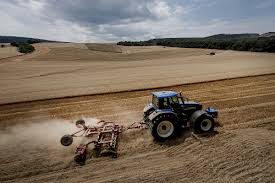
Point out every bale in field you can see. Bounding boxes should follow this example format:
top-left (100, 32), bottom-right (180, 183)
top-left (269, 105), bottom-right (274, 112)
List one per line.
top-left (209, 52), bottom-right (215, 55)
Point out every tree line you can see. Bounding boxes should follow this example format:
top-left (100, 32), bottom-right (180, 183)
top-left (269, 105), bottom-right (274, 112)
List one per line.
top-left (117, 36), bottom-right (275, 52)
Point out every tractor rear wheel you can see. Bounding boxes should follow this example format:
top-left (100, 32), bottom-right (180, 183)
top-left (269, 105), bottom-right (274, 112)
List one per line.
top-left (150, 114), bottom-right (179, 141)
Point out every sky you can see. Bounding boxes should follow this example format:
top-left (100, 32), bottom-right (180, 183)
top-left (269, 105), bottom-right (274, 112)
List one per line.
top-left (0, 0), bottom-right (275, 42)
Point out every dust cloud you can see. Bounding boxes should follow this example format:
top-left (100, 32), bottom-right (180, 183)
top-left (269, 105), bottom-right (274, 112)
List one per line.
top-left (0, 117), bottom-right (100, 151)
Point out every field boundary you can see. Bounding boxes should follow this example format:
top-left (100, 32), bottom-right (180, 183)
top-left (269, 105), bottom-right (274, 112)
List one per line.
top-left (1, 73), bottom-right (274, 106)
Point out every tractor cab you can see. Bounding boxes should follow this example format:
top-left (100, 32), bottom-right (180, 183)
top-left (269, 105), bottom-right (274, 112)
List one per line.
top-left (143, 91), bottom-right (178, 118)
top-left (151, 91), bottom-right (182, 110)
top-left (143, 91), bottom-right (203, 117)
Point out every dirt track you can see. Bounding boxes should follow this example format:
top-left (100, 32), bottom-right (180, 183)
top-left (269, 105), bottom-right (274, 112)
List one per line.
top-left (1, 43), bottom-right (275, 104)
top-left (0, 74), bottom-right (274, 183)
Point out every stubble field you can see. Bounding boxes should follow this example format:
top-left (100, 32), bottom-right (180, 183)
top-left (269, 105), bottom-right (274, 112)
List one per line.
top-left (0, 74), bottom-right (274, 183)
top-left (0, 43), bottom-right (274, 182)
top-left (0, 43), bottom-right (275, 104)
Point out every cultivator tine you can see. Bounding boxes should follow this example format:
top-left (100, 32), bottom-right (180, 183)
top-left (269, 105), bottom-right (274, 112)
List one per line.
top-left (74, 144), bottom-right (87, 164)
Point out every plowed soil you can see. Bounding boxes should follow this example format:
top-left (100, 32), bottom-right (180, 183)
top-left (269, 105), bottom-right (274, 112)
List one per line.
top-left (0, 74), bottom-right (274, 183)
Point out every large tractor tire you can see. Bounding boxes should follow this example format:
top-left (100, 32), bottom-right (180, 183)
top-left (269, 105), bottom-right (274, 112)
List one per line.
top-left (150, 113), bottom-right (180, 141)
top-left (192, 113), bottom-right (214, 134)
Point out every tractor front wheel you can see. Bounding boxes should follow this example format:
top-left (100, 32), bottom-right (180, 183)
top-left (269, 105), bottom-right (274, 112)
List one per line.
top-left (193, 115), bottom-right (214, 134)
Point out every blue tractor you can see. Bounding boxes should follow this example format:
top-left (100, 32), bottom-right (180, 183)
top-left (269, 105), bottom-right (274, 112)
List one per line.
top-left (143, 91), bottom-right (218, 141)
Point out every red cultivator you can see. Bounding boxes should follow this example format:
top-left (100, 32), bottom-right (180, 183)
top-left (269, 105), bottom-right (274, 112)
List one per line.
top-left (60, 119), bottom-right (145, 164)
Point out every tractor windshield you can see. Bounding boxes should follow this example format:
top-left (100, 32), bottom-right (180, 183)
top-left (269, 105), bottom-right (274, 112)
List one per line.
top-left (152, 95), bottom-right (179, 109)
top-left (170, 96), bottom-right (179, 103)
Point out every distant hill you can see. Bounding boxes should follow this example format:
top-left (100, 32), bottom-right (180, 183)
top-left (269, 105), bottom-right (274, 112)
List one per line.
top-left (260, 32), bottom-right (275, 38)
top-left (206, 33), bottom-right (259, 39)
top-left (0, 36), bottom-right (55, 43)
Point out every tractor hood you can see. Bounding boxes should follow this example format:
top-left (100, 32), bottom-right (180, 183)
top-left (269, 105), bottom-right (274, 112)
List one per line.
top-left (182, 101), bottom-right (200, 105)
top-left (181, 101), bottom-right (202, 110)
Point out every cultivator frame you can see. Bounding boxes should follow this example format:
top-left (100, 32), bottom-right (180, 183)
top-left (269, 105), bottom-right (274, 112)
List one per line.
top-left (60, 119), bottom-right (146, 164)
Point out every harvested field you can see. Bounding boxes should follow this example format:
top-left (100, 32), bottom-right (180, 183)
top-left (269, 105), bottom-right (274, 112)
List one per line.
top-left (0, 74), bottom-right (274, 183)
top-left (86, 43), bottom-right (122, 53)
top-left (0, 44), bottom-right (23, 59)
top-left (0, 43), bottom-right (275, 104)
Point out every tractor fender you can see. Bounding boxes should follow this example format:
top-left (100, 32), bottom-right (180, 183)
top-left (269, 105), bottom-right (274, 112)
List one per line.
top-left (190, 110), bottom-right (209, 124)
top-left (143, 103), bottom-right (155, 120)
top-left (143, 103), bottom-right (155, 113)
top-left (190, 110), bottom-right (215, 133)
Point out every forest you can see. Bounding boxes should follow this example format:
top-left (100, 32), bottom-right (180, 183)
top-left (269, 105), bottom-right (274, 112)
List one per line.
top-left (117, 34), bottom-right (275, 52)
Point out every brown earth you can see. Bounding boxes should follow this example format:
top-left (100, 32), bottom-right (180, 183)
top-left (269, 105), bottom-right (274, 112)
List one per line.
top-left (1, 43), bottom-right (275, 104)
top-left (0, 74), bottom-right (274, 183)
